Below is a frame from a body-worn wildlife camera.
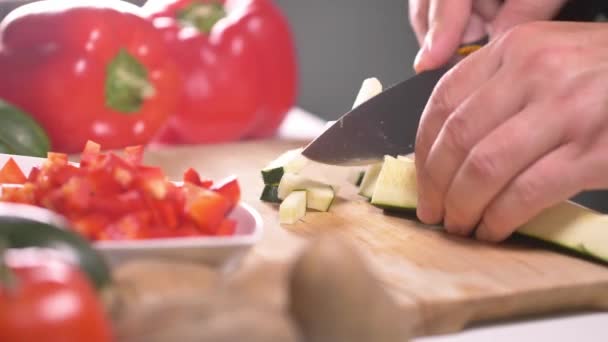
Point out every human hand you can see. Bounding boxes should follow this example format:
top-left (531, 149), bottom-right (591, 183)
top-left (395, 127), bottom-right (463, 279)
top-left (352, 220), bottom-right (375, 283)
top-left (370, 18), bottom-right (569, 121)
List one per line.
top-left (414, 21), bottom-right (608, 242)
top-left (408, 0), bottom-right (567, 73)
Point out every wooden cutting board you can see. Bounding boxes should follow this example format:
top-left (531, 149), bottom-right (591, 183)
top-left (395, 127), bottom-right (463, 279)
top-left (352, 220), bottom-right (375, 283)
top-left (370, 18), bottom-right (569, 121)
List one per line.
top-left (143, 139), bottom-right (608, 338)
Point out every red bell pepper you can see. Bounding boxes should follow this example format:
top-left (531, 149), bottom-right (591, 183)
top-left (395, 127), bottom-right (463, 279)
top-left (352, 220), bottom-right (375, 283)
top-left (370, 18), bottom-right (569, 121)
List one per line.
top-left (0, 245), bottom-right (113, 342)
top-left (0, 0), bottom-right (180, 153)
top-left (143, 0), bottom-right (297, 144)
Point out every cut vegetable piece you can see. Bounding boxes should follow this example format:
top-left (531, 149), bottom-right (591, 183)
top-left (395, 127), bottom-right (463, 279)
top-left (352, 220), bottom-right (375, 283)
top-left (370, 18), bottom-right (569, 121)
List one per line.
top-left (278, 173), bottom-right (335, 211)
top-left (358, 163), bottom-right (383, 199)
top-left (305, 186), bottom-right (335, 212)
top-left (352, 77), bottom-right (383, 108)
top-left (517, 202), bottom-right (608, 262)
top-left (347, 169), bottom-right (365, 187)
top-left (371, 156), bottom-right (417, 211)
top-left (280, 191), bottom-right (307, 224)
top-left (260, 185), bottom-right (281, 203)
top-left (397, 155), bottom-right (414, 161)
top-left (261, 147), bottom-right (309, 184)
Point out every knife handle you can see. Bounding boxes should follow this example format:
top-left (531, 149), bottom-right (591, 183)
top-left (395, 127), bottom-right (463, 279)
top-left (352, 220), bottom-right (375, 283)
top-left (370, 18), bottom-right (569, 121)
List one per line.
top-left (453, 36), bottom-right (489, 61)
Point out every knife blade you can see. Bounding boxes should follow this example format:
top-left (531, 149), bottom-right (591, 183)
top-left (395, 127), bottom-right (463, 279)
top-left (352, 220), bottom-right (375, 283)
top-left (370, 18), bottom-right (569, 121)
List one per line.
top-left (301, 65), bottom-right (449, 166)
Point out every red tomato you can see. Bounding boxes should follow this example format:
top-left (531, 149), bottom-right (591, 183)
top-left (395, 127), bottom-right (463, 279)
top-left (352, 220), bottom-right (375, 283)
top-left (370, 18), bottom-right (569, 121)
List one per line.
top-left (0, 248), bottom-right (113, 342)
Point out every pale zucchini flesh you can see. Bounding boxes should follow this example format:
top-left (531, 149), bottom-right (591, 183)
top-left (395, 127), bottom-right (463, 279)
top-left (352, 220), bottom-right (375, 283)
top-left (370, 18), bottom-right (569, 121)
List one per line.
top-left (358, 163), bottom-right (383, 199)
top-left (305, 186), bottom-right (335, 212)
top-left (517, 202), bottom-right (608, 263)
top-left (371, 156), bottom-right (417, 211)
top-left (352, 77), bottom-right (383, 108)
top-left (261, 148), bottom-right (309, 184)
top-left (278, 173), bottom-right (335, 212)
top-left (280, 191), bottom-right (307, 224)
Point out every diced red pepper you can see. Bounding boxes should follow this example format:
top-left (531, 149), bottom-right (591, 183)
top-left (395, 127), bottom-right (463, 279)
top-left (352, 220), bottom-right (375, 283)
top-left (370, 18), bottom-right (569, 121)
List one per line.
top-left (0, 141), bottom-right (240, 241)
top-left (45, 152), bottom-right (68, 166)
top-left (212, 175), bottom-right (240, 210)
top-left (71, 213), bottom-right (111, 240)
top-left (0, 158), bottom-right (27, 184)
top-left (27, 166), bottom-right (41, 182)
top-left (216, 219), bottom-right (237, 236)
top-left (80, 140), bottom-right (101, 166)
top-left (124, 145), bottom-right (144, 165)
top-left (184, 183), bottom-right (231, 233)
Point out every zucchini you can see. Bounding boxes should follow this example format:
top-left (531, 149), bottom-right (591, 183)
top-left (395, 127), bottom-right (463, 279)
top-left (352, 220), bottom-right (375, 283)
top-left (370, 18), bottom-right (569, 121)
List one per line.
top-left (371, 156), bottom-right (417, 211)
top-left (260, 184), bottom-right (281, 203)
top-left (280, 191), bottom-right (307, 224)
top-left (305, 186), bottom-right (335, 212)
top-left (347, 169), bottom-right (365, 187)
top-left (358, 163), bottom-right (383, 199)
top-left (261, 148), bottom-right (309, 185)
top-left (0, 203), bottom-right (112, 290)
top-left (352, 77), bottom-right (383, 108)
top-left (0, 99), bottom-right (51, 157)
top-left (517, 202), bottom-right (608, 263)
top-left (278, 173), bottom-right (335, 212)
top-left (357, 154), bottom-right (608, 263)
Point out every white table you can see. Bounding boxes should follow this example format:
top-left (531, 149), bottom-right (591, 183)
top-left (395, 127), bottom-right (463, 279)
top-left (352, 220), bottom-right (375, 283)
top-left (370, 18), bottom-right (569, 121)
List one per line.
top-left (279, 107), bottom-right (608, 342)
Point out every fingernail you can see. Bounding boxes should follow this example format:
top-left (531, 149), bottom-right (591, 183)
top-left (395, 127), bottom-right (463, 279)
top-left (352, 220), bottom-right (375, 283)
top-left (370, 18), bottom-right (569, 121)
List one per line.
top-left (413, 45), bottom-right (428, 73)
top-left (413, 31), bottom-right (433, 73)
top-left (414, 42), bottom-right (428, 74)
top-left (416, 198), bottom-right (432, 223)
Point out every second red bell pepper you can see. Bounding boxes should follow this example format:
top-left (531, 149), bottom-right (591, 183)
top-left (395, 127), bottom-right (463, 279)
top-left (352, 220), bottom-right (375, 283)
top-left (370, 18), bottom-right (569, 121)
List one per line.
top-left (0, 0), bottom-right (180, 153)
top-left (143, 0), bottom-right (298, 144)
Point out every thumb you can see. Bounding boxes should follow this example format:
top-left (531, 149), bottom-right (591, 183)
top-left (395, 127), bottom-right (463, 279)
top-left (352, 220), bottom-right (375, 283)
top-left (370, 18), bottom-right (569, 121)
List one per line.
top-left (414, 0), bottom-right (473, 73)
top-left (490, 0), bottom-right (567, 37)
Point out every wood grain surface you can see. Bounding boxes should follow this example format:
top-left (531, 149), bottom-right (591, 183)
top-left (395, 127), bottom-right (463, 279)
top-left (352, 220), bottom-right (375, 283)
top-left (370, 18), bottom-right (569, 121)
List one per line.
top-left (142, 139), bottom-right (608, 338)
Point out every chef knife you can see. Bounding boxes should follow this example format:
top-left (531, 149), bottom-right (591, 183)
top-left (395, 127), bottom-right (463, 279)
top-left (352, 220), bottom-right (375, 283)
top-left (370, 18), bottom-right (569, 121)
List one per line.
top-left (300, 38), bottom-right (487, 167)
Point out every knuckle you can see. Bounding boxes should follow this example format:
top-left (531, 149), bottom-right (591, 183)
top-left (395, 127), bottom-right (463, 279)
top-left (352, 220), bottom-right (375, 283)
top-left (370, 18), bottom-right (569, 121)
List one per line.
top-left (464, 148), bottom-right (499, 182)
top-left (428, 77), bottom-right (458, 115)
top-left (441, 114), bottom-right (472, 156)
top-left (512, 176), bottom-right (543, 208)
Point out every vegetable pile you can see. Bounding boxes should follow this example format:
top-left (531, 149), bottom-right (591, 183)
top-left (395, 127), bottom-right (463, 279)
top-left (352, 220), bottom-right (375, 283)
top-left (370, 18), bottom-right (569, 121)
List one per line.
top-left (0, 141), bottom-right (241, 241)
top-left (259, 78), bottom-right (418, 225)
top-left (0, 0), bottom-right (297, 155)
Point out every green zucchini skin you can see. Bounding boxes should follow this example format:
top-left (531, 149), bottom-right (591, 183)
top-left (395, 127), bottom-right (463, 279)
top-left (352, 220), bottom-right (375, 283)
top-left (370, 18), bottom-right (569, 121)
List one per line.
top-left (0, 100), bottom-right (51, 157)
top-left (0, 216), bottom-right (112, 290)
top-left (260, 185), bottom-right (281, 203)
top-left (261, 168), bottom-right (284, 185)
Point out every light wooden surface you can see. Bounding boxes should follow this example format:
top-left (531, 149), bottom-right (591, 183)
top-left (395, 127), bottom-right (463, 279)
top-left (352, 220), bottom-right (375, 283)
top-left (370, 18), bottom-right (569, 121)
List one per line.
top-left (143, 139), bottom-right (608, 338)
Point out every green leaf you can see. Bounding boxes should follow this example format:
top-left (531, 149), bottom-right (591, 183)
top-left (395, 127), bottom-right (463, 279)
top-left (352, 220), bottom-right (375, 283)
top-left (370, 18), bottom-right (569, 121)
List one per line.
top-left (0, 100), bottom-right (50, 157)
top-left (105, 49), bottom-right (154, 113)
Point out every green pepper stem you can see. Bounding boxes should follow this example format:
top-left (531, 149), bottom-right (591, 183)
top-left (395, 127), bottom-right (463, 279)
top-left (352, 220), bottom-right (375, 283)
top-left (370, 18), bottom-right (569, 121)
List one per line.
top-left (177, 1), bottom-right (226, 34)
top-left (105, 49), bottom-right (154, 114)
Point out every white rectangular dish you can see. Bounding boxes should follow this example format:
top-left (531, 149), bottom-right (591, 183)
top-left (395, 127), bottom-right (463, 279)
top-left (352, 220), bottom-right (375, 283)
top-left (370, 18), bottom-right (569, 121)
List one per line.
top-left (0, 153), bottom-right (264, 270)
